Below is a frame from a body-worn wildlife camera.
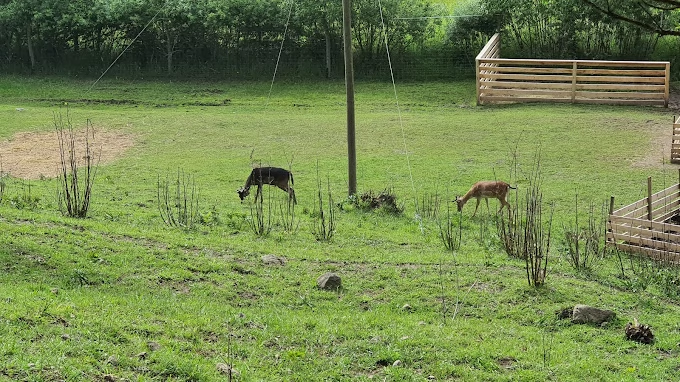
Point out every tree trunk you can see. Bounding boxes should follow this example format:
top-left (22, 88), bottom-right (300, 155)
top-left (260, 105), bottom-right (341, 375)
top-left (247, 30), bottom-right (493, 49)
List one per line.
top-left (325, 31), bottom-right (331, 78)
top-left (166, 30), bottom-right (173, 75)
top-left (26, 23), bottom-right (35, 71)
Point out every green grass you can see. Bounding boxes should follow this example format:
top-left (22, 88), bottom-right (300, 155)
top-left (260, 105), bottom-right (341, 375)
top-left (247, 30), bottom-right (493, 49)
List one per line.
top-left (1, 75), bottom-right (680, 381)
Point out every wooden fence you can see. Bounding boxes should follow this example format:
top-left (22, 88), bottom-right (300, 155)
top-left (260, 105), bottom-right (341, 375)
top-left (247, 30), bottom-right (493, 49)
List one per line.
top-left (672, 116), bottom-right (680, 164)
top-left (476, 33), bottom-right (670, 107)
top-left (607, 175), bottom-right (680, 263)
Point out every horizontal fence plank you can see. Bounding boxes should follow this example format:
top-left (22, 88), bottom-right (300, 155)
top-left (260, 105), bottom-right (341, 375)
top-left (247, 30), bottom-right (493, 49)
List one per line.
top-left (613, 198), bottom-right (648, 215)
top-left (650, 184), bottom-right (680, 203)
top-left (609, 215), bottom-right (680, 235)
top-left (487, 66), bottom-right (574, 74)
top-left (576, 83), bottom-right (666, 91)
top-left (575, 75), bottom-right (666, 84)
top-left (479, 58), bottom-right (669, 68)
top-left (572, 98), bottom-right (666, 106)
top-left (609, 215), bottom-right (676, 229)
top-left (479, 73), bottom-right (574, 82)
top-left (479, 95), bottom-right (573, 103)
top-left (654, 209), bottom-right (680, 223)
top-left (573, 91), bottom-right (665, 100)
top-left (608, 232), bottom-right (680, 254)
top-left (480, 88), bottom-right (572, 97)
top-left (577, 68), bottom-right (666, 76)
top-left (606, 241), bottom-right (680, 263)
top-left (482, 81), bottom-right (572, 90)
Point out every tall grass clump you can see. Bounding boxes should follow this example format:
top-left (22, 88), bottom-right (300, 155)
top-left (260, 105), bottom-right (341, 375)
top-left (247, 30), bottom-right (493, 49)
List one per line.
top-left (497, 154), bottom-right (554, 287)
top-left (247, 186), bottom-right (272, 237)
top-left (0, 158), bottom-right (5, 203)
top-left (10, 180), bottom-right (40, 210)
top-left (436, 193), bottom-right (462, 252)
top-left (416, 190), bottom-right (441, 220)
top-left (157, 169), bottom-right (200, 229)
top-left (277, 196), bottom-right (298, 233)
top-left (563, 194), bottom-right (608, 271)
top-left (55, 111), bottom-right (99, 218)
top-left (312, 166), bottom-right (336, 242)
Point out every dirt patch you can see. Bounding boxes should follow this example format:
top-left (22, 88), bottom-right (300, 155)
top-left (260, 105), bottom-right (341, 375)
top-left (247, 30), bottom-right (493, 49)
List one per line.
top-left (629, 120), bottom-right (673, 169)
top-left (0, 129), bottom-right (135, 180)
top-left (630, 88), bottom-right (680, 169)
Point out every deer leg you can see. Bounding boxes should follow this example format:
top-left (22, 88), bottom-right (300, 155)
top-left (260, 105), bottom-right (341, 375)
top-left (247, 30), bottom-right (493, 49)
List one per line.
top-left (277, 183), bottom-right (297, 205)
top-left (498, 198), bottom-right (512, 217)
top-left (290, 188), bottom-right (297, 205)
top-left (255, 185), bottom-right (263, 203)
top-left (485, 198), bottom-right (490, 214)
top-left (472, 198), bottom-right (481, 217)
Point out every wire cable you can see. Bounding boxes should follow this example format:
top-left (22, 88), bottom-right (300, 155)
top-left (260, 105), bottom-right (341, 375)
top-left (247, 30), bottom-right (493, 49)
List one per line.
top-left (377, 0), bottom-right (423, 233)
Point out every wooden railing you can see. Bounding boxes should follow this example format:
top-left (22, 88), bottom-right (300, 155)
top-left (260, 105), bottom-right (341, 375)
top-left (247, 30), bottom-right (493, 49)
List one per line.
top-left (476, 33), bottom-right (670, 107)
top-left (672, 116), bottom-right (680, 164)
top-left (607, 175), bottom-right (680, 263)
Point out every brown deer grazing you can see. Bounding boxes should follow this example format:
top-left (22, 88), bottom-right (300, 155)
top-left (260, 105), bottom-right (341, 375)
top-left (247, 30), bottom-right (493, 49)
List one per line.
top-left (454, 180), bottom-right (515, 217)
top-left (237, 167), bottom-right (297, 204)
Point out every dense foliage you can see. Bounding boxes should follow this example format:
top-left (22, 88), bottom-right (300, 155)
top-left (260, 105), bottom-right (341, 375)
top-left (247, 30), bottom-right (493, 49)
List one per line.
top-left (0, 0), bottom-right (454, 79)
top-left (1, 0), bottom-right (680, 79)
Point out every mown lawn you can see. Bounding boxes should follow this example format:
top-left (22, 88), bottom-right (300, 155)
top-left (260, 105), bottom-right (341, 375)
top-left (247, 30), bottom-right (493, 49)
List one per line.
top-left (0, 75), bottom-right (679, 381)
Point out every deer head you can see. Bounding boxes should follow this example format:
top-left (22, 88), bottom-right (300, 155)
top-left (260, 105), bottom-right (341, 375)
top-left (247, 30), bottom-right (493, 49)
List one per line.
top-left (236, 187), bottom-right (250, 201)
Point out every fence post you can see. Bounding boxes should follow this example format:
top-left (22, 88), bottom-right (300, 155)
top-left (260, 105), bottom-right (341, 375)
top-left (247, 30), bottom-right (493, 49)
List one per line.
top-left (647, 176), bottom-right (653, 220)
top-left (571, 61), bottom-right (577, 103)
top-left (665, 62), bottom-right (670, 108)
top-left (476, 57), bottom-right (481, 106)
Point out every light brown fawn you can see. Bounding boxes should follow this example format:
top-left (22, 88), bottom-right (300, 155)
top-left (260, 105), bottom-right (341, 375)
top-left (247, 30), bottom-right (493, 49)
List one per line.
top-left (454, 180), bottom-right (515, 216)
top-left (237, 167), bottom-right (297, 204)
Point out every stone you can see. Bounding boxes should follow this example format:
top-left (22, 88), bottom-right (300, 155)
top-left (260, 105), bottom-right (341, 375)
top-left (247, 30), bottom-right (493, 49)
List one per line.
top-left (262, 254), bottom-right (286, 266)
top-left (217, 363), bottom-right (240, 377)
top-left (106, 355), bottom-right (118, 366)
top-left (317, 272), bottom-right (341, 290)
top-left (571, 304), bottom-right (615, 325)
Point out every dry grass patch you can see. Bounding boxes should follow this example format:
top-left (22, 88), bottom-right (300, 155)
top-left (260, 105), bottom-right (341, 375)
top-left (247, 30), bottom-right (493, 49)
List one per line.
top-left (0, 129), bottom-right (135, 179)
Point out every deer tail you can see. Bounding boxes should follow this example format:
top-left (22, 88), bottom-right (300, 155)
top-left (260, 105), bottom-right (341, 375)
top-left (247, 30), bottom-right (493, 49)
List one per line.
top-left (290, 172), bottom-right (294, 186)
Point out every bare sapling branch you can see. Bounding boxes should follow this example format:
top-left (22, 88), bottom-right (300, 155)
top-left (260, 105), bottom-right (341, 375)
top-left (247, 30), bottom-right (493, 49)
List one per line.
top-left (437, 189), bottom-right (462, 252)
top-left (157, 168), bottom-right (200, 229)
top-left (563, 194), bottom-right (608, 271)
top-left (312, 164), bottom-right (336, 242)
top-left (55, 110), bottom-right (100, 218)
top-left (247, 181), bottom-right (272, 237)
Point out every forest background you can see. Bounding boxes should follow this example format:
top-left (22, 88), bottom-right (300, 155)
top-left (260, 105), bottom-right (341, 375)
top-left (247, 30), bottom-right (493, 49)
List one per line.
top-left (1, 0), bottom-right (679, 81)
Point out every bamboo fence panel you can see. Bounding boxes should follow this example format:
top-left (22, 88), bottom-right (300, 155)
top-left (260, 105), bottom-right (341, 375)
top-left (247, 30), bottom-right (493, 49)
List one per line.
top-left (476, 33), bottom-right (670, 107)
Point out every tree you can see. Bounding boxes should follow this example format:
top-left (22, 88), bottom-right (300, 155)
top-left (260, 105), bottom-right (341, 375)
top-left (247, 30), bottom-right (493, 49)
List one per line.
top-left (579, 0), bottom-right (680, 36)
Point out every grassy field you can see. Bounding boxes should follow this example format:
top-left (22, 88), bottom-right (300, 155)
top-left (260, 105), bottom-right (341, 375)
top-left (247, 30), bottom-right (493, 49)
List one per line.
top-left (1, 75), bottom-right (680, 381)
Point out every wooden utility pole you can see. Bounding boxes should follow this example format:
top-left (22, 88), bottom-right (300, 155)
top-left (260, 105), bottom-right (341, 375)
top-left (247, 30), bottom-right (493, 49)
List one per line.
top-left (342, 0), bottom-right (357, 196)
